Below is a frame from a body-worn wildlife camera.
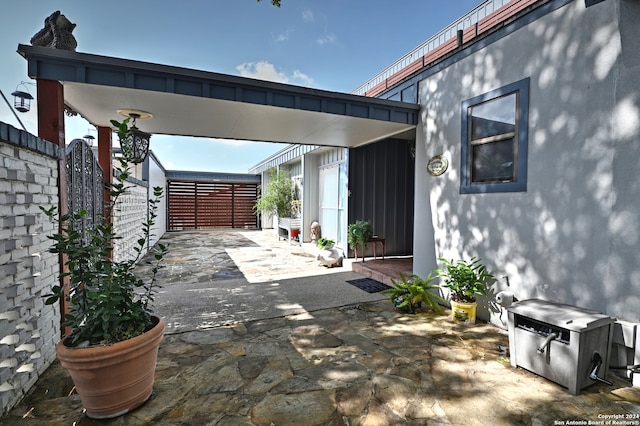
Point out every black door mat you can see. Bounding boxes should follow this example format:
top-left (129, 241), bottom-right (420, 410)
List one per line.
top-left (346, 278), bottom-right (392, 293)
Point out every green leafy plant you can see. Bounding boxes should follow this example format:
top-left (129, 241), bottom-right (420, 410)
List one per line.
top-left (315, 237), bottom-right (335, 250)
top-left (40, 118), bottom-right (167, 348)
top-left (382, 272), bottom-right (445, 314)
top-left (254, 168), bottom-right (295, 217)
top-left (347, 220), bottom-right (373, 250)
top-left (435, 257), bottom-right (494, 303)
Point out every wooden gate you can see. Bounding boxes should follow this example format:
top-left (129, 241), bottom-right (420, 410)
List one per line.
top-left (168, 181), bottom-right (259, 230)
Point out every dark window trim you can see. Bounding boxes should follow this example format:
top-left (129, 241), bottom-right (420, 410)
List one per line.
top-left (460, 77), bottom-right (529, 194)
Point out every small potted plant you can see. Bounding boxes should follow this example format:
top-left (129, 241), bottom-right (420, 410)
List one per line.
top-left (315, 237), bottom-right (335, 250)
top-left (315, 237), bottom-right (343, 267)
top-left (347, 219), bottom-right (373, 259)
top-left (382, 272), bottom-right (445, 314)
top-left (39, 118), bottom-right (168, 419)
top-left (435, 257), bottom-right (494, 324)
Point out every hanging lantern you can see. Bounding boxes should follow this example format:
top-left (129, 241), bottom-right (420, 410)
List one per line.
top-left (83, 134), bottom-right (95, 147)
top-left (11, 85), bottom-right (34, 113)
top-left (121, 113), bottom-right (151, 164)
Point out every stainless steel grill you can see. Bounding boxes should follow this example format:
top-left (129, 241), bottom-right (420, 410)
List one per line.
top-left (507, 299), bottom-right (614, 395)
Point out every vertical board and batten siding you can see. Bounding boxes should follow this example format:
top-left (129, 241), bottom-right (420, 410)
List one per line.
top-left (317, 147), bottom-right (346, 167)
top-left (168, 181), bottom-right (259, 230)
top-left (348, 139), bottom-right (415, 256)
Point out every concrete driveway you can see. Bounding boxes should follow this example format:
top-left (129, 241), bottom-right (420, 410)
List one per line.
top-left (136, 229), bottom-right (387, 333)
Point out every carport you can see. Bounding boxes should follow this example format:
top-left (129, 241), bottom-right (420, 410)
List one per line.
top-left (17, 44), bottom-right (420, 240)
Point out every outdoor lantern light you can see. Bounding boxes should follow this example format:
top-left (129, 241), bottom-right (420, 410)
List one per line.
top-left (83, 134), bottom-right (95, 147)
top-left (11, 82), bottom-right (34, 113)
top-left (121, 113), bottom-right (151, 164)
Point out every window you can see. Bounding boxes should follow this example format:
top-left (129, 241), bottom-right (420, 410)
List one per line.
top-left (460, 78), bottom-right (529, 194)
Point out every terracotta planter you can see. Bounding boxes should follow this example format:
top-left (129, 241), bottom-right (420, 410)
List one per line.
top-left (56, 316), bottom-right (165, 419)
top-left (450, 300), bottom-right (477, 325)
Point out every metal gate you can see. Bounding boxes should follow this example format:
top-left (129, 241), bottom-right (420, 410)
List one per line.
top-left (65, 139), bottom-right (105, 236)
top-left (168, 181), bottom-right (259, 230)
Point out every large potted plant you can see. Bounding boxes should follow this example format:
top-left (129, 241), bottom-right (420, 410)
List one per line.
top-left (40, 118), bottom-right (168, 419)
top-left (254, 168), bottom-right (294, 218)
top-left (254, 168), bottom-right (300, 240)
top-left (435, 257), bottom-right (494, 324)
top-left (382, 272), bottom-right (445, 314)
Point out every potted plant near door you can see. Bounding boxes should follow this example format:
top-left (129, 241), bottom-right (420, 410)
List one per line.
top-left (39, 118), bottom-right (168, 419)
top-left (435, 257), bottom-right (494, 324)
top-left (347, 219), bottom-right (373, 259)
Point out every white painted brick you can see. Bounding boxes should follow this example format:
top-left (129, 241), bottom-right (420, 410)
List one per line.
top-left (1, 141), bottom-right (61, 415)
top-left (10, 181), bottom-right (27, 193)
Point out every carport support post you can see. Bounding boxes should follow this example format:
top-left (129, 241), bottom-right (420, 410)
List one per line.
top-left (97, 125), bottom-right (114, 259)
top-left (97, 126), bottom-right (113, 210)
top-left (36, 78), bottom-right (70, 336)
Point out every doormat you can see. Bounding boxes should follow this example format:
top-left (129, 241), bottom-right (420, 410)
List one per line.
top-left (346, 278), bottom-right (392, 293)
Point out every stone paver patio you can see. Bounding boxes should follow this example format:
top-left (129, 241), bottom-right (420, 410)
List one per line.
top-left (1, 230), bottom-right (639, 425)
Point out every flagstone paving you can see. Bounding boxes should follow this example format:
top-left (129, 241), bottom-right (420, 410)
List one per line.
top-left (2, 230), bottom-right (639, 425)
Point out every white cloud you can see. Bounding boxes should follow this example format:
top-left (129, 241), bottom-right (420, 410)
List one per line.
top-left (273, 28), bottom-right (293, 43)
top-left (302, 10), bottom-right (314, 22)
top-left (237, 61), bottom-right (289, 83)
top-left (316, 33), bottom-right (337, 46)
top-left (292, 70), bottom-right (314, 87)
top-left (236, 61), bottom-right (314, 87)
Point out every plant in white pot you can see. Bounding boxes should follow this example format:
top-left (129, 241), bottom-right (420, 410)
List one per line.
top-left (40, 118), bottom-right (168, 419)
top-left (315, 238), bottom-right (343, 267)
top-left (435, 257), bottom-right (494, 325)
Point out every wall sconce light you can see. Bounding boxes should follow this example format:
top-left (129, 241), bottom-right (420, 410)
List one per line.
top-left (11, 82), bottom-right (35, 113)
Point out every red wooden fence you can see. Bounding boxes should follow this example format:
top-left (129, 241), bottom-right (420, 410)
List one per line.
top-left (168, 181), bottom-right (259, 230)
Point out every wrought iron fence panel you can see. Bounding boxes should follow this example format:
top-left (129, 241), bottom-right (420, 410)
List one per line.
top-left (65, 139), bottom-right (104, 241)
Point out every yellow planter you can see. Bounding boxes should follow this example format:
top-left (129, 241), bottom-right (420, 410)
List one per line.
top-left (450, 300), bottom-right (477, 325)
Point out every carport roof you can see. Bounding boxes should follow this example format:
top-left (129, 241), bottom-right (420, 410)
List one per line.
top-left (17, 44), bottom-right (419, 148)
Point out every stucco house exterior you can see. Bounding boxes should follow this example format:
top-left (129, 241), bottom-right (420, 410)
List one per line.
top-left (400, 0), bottom-right (639, 326)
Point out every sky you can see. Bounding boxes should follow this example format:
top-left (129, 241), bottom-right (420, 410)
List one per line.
top-left (0, 0), bottom-right (482, 173)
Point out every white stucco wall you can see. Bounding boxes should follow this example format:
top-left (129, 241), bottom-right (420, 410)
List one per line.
top-left (414, 0), bottom-right (640, 323)
top-left (147, 154), bottom-right (167, 247)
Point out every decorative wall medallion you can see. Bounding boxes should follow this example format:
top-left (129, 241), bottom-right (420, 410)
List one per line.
top-left (427, 155), bottom-right (448, 176)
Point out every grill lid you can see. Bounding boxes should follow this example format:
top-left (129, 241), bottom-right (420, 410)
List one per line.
top-left (507, 299), bottom-right (613, 332)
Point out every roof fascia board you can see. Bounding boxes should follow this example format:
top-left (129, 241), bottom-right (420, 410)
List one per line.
top-left (17, 44), bottom-right (419, 126)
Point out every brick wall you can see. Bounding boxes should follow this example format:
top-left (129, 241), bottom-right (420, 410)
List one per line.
top-left (0, 122), bottom-right (62, 415)
top-left (112, 179), bottom-right (149, 263)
